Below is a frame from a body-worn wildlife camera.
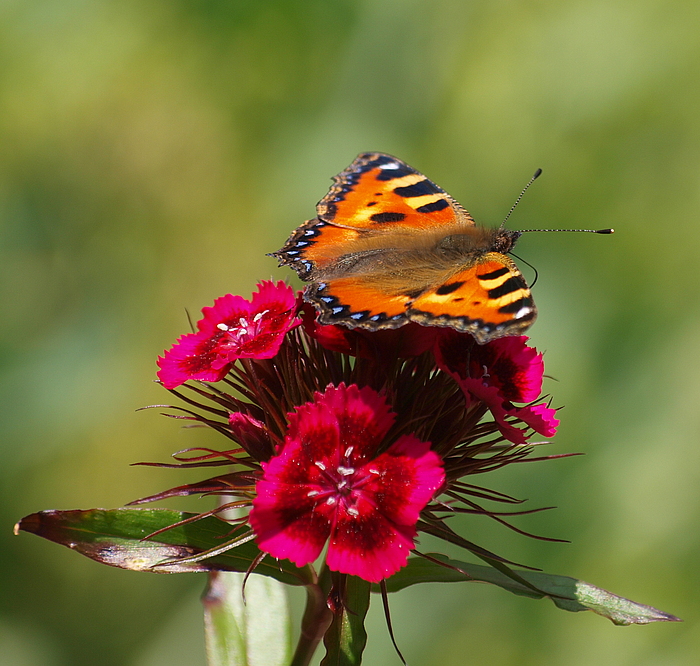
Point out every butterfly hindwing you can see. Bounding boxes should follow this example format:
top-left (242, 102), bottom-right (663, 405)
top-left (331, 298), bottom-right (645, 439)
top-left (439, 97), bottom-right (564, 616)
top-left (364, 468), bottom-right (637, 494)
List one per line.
top-left (407, 255), bottom-right (536, 343)
top-left (308, 276), bottom-right (412, 329)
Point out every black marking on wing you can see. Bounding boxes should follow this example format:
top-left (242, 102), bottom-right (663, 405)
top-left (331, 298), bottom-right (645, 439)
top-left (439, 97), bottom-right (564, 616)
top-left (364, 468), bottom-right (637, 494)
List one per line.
top-left (416, 199), bottom-right (449, 214)
top-left (393, 180), bottom-right (442, 197)
top-left (370, 212), bottom-right (406, 223)
top-left (477, 266), bottom-right (511, 280)
top-left (487, 276), bottom-right (526, 300)
top-left (435, 281), bottom-right (465, 296)
top-left (498, 297), bottom-right (535, 316)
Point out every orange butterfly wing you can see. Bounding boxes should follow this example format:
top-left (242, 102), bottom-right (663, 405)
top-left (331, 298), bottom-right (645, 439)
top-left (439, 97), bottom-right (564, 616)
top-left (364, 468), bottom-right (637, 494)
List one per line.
top-left (276, 153), bottom-right (473, 277)
top-left (407, 256), bottom-right (536, 343)
top-left (317, 152), bottom-right (474, 231)
top-left (273, 153), bottom-right (536, 342)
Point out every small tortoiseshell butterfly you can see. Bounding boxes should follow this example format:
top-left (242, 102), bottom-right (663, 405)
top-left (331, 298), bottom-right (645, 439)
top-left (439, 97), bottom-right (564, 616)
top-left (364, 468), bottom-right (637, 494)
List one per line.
top-left (273, 152), bottom-right (537, 344)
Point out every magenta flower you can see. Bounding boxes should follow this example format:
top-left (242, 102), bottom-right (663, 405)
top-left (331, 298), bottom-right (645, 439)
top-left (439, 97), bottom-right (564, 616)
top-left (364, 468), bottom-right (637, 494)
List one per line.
top-left (435, 332), bottom-right (559, 444)
top-left (434, 332), bottom-right (544, 402)
top-left (149, 301), bottom-right (563, 582)
top-left (157, 281), bottom-right (299, 389)
top-left (249, 383), bottom-right (445, 583)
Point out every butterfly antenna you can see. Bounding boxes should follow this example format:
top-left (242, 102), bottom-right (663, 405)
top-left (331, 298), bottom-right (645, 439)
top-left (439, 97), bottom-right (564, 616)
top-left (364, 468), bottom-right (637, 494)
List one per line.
top-left (504, 169), bottom-right (615, 235)
top-left (501, 168), bottom-right (543, 228)
top-left (520, 227), bottom-right (615, 234)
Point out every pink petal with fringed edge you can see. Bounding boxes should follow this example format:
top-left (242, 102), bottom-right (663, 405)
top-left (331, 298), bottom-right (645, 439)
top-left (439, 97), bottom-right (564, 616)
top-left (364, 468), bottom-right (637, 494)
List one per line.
top-left (157, 331), bottom-right (230, 389)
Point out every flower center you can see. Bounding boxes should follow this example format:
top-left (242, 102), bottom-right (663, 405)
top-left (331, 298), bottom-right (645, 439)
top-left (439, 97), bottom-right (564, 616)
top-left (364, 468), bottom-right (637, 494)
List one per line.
top-left (307, 446), bottom-right (377, 518)
top-left (217, 310), bottom-right (270, 346)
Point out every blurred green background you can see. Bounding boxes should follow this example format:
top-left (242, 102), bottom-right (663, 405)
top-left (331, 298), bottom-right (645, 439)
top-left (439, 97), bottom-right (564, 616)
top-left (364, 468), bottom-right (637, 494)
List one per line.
top-left (2, 0), bottom-right (698, 664)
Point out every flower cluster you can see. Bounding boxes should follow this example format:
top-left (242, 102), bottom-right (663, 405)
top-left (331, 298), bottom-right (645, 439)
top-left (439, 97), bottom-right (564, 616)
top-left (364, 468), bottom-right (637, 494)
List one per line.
top-left (145, 280), bottom-right (559, 585)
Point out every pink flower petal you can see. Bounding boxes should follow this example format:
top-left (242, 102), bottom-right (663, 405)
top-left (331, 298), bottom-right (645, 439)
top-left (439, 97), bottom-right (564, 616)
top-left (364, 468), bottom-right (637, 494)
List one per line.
top-left (371, 435), bottom-right (446, 526)
top-left (325, 434), bottom-right (444, 581)
top-left (249, 455), bottom-right (333, 566)
top-left (483, 336), bottom-right (544, 403)
top-left (327, 515), bottom-right (417, 583)
top-left (286, 384), bottom-right (396, 465)
top-left (456, 377), bottom-right (558, 444)
top-left (512, 402), bottom-right (560, 438)
top-left (157, 331), bottom-right (231, 389)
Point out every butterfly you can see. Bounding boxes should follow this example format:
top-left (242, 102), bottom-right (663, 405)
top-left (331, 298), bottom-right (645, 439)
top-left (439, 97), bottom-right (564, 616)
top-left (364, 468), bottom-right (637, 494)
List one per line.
top-left (273, 152), bottom-right (536, 344)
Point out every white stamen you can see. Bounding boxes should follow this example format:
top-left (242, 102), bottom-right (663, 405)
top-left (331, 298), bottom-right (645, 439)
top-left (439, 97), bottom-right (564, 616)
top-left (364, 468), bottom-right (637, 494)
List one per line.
top-left (315, 461), bottom-right (326, 471)
top-left (217, 323), bottom-right (230, 331)
top-left (337, 465), bottom-right (354, 476)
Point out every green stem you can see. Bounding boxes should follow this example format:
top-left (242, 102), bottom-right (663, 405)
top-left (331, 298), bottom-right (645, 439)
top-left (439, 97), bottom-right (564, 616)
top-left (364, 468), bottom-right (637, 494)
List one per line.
top-left (290, 566), bottom-right (334, 666)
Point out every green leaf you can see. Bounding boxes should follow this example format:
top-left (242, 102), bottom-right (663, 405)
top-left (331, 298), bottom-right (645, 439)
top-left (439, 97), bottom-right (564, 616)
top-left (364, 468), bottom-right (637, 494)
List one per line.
top-left (203, 571), bottom-right (292, 666)
top-left (16, 508), bottom-right (313, 587)
top-left (377, 554), bottom-right (681, 626)
top-left (320, 575), bottom-right (371, 666)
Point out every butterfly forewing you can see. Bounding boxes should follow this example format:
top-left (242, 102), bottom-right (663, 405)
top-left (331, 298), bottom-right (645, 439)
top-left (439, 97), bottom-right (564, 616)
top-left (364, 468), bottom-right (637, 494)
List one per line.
top-left (318, 152), bottom-right (475, 230)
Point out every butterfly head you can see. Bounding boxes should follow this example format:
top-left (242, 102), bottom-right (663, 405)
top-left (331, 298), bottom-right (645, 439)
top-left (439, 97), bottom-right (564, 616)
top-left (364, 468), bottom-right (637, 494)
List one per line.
top-left (493, 227), bottom-right (522, 255)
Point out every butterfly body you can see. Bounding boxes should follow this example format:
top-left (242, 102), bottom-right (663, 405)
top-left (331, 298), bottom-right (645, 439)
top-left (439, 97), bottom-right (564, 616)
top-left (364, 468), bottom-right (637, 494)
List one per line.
top-left (274, 153), bottom-right (536, 344)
